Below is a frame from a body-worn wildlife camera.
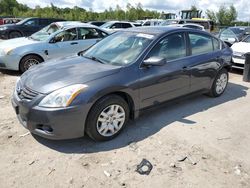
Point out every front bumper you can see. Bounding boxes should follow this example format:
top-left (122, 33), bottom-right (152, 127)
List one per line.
top-left (0, 54), bottom-right (22, 71)
top-left (11, 89), bottom-right (90, 140)
top-left (232, 56), bottom-right (245, 69)
top-left (0, 30), bottom-right (8, 39)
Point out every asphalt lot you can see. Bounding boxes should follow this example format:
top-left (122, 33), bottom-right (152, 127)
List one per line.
top-left (0, 69), bottom-right (250, 188)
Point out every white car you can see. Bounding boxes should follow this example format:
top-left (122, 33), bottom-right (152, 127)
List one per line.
top-left (231, 35), bottom-right (250, 69)
top-left (100, 21), bottom-right (141, 32)
top-left (165, 23), bottom-right (205, 31)
top-left (141, 19), bottom-right (164, 26)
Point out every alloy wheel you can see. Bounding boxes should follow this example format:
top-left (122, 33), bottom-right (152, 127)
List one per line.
top-left (96, 104), bottom-right (126, 137)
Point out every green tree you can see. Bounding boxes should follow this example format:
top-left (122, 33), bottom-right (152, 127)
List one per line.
top-left (206, 5), bottom-right (237, 26)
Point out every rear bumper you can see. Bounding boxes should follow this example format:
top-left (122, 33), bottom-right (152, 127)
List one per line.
top-left (11, 89), bottom-right (91, 140)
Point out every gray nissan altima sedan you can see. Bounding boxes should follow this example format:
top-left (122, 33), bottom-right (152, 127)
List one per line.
top-left (12, 27), bottom-right (232, 141)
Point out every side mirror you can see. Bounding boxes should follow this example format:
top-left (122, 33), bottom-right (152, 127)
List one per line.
top-left (49, 38), bottom-right (56, 43)
top-left (77, 50), bottom-right (86, 56)
top-left (143, 57), bottom-right (166, 67)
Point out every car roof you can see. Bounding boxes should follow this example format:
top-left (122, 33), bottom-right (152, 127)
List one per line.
top-left (124, 26), bottom-right (188, 35)
top-left (53, 21), bottom-right (100, 29)
top-left (105, 21), bottom-right (136, 24)
top-left (122, 26), bottom-right (211, 37)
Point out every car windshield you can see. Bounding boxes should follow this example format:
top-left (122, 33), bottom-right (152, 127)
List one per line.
top-left (29, 24), bottom-right (60, 41)
top-left (100, 22), bottom-right (114, 29)
top-left (82, 31), bottom-right (154, 66)
top-left (16, 18), bottom-right (30, 25)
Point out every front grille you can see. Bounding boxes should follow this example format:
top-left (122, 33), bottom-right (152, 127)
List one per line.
top-left (17, 86), bottom-right (39, 100)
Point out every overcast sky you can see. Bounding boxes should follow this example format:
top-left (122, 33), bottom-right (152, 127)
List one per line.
top-left (17, 0), bottom-right (250, 21)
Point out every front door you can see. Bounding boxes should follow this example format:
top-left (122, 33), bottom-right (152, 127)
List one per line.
top-left (139, 32), bottom-right (191, 109)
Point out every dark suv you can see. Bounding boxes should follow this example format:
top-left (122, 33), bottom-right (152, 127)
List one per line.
top-left (0, 17), bottom-right (65, 39)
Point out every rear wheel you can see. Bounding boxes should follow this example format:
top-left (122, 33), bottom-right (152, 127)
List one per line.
top-left (9, 31), bottom-right (22, 39)
top-left (208, 68), bottom-right (228, 97)
top-left (86, 95), bottom-right (129, 141)
top-left (19, 55), bottom-right (43, 73)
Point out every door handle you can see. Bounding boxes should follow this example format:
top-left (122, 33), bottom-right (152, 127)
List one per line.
top-left (70, 42), bottom-right (78, 45)
top-left (182, 66), bottom-right (188, 71)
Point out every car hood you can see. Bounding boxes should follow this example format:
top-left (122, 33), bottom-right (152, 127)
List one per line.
top-left (21, 56), bottom-right (122, 94)
top-left (0, 37), bottom-right (39, 50)
top-left (231, 42), bottom-right (250, 53)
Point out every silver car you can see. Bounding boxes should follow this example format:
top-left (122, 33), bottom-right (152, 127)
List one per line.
top-left (0, 21), bottom-right (109, 72)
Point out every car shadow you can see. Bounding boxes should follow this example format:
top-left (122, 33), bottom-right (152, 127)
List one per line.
top-left (0, 69), bottom-right (20, 76)
top-left (34, 82), bottom-right (248, 154)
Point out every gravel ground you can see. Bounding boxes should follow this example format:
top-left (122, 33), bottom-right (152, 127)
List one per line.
top-left (0, 69), bottom-right (250, 188)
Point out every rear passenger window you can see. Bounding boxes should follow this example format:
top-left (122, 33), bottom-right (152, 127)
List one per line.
top-left (122, 23), bottom-right (132, 28)
top-left (40, 19), bottom-right (49, 26)
top-left (78, 28), bottom-right (106, 39)
top-left (148, 33), bottom-right (186, 61)
top-left (189, 33), bottom-right (213, 55)
top-left (213, 38), bottom-right (220, 50)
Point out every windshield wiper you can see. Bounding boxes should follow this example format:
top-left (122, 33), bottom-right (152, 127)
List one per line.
top-left (28, 36), bottom-right (39, 41)
top-left (83, 55), bottom-right (106, 64)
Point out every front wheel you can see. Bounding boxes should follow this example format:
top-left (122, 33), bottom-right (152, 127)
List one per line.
top-left (86, 95), bottom-right (130, 141)
top-left (208, 68), bottom-right (229, 97)
top-left (19, 55), bottom-right (43, 73)
top-left (9, 31), bottom-right (22, 39)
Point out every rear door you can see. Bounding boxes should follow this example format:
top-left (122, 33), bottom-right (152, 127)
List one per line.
top-left (139, 32), bottom-right (191, 108)
top-left (187, 32), bottom-right (222, 92)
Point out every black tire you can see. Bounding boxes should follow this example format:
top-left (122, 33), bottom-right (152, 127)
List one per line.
top-left (8, 31), bottom-right (22, 39)
top-left (208, 68), bottom-right (229, 97)
top-left (86, 95), bottom-right (130, 141)
top-left (19, 55), bottom-right (43, 73)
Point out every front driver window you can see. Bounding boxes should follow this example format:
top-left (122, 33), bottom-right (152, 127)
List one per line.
top-left (147, 33), bottom-right (186, 61)
top-left (79, 28), bottom-right (105, 39)
top-left (54, 28), bottom-right (77, 42)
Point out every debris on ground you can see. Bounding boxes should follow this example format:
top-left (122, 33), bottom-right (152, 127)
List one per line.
top-left (169, 162), bottom-right (182, 171)
top-left (68, 177), bottom-right (74, 184)
top-left (103, 170), bottom-right (111, 177)
top-left (136, 159), bottom-right (153, 175)
top-left (48, 168), bottom-right (55, 175)
top-left (28, 160), bottom-right (36, 166)
top-left (7, 135), bottom-right (13, 139)
top-left (234, 165), bottom-right (242, 176)
top-left (177, 156), bottom-right (187, 162)
top-left (0, 95), bottom-right (5, 99)
top-left (19, 132), bottom-right (30, 137)
top-left (128, 142), bottom-right (138, 151)
top-left (217, 137), bottom-right (231, 141)
top-left (177, 155), bottom-right (197, 165)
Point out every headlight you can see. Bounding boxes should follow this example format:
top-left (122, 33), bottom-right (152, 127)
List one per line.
top-left (0, 26), bottom-right (7, 31)
top-left (39, 84), bottom-right (88, 108)
top-left (4, 47), bottom-right (14, 55)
